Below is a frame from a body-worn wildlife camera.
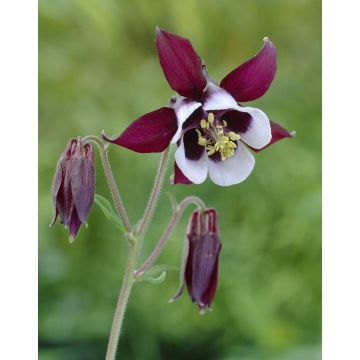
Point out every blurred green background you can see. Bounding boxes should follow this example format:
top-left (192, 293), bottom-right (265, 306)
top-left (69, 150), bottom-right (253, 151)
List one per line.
top-left (39, 0), bottom-right (321, 359)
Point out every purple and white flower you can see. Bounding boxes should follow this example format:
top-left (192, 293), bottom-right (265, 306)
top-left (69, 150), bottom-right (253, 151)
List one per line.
top-left (104, 28), bottom-right (293, 186)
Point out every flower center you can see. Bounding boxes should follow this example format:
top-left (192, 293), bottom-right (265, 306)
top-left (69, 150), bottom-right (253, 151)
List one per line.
top-left (196, 112), bottom-right (241, 161)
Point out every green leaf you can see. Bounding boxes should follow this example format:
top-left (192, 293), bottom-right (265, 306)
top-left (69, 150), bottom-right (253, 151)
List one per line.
top-left (136, 264), bottom-right (179, 285)
top-left (144, 264), bottom-right (179, 276)
top-left (141, 271), bottom-right (167, 285)
top-left (94, 194), bottom-right (124, 231)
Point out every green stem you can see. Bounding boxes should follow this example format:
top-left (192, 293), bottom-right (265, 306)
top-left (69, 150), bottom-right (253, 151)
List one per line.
top-left (105, 239), bottom-right (139, 360)
top-left (104, 146), bottom-right (169, 359)
top-left (80, 140), bottom-right (172, 359)
top-left (136, 147), bottom-right (170, 239)
top-left (134, 196), bottom-right (206, 277)
top-left (82, 135), bottom-right (132, 233)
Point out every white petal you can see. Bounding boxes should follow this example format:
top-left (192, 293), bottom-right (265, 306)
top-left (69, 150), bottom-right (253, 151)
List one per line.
top-left (237, 107), bottom-right (272, 149)
top-left (202, 83), bottom-right (271, 149)
top-left (207, 142), bottom-right (255, 186)
top-left (175, 138), bottom-right (208, 184)
top-left (171, 97), bottom-right (202, 143)
top-left (203, 83), bottom-right (238, 111)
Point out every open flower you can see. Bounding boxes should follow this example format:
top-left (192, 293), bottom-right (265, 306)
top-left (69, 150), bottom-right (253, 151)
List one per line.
top-left (50, 138), bottom-right (96, 241)
top-left (171, 208), bottom-right (221, 313)
top-left (104, 28), bottom-right (293, 186)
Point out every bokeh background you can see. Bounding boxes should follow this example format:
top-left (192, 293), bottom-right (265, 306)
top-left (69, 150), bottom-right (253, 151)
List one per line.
top-left (39, 0), bottom-right (321, 359)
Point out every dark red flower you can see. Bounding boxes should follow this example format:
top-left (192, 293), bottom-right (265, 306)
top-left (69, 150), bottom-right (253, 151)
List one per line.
top-left (50, 138), bottom-right (96, 241)
top-left (104, 28), bottom-right (293, 186)
top-left (172, 209), bottom-right (221, 313)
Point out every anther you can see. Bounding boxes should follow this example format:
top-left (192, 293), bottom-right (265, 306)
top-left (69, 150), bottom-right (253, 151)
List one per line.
top-left (208, 113), bottom-right (214, 123)
top-left (200, 119), bottom-right (207, 129)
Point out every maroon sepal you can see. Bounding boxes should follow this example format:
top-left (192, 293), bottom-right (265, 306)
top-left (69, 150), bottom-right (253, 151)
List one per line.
top-left (172, 162), bottom-right (193, 185)
top-left (155, 27), bottom-right (207, 100)
top-left (251, 120), bottom-right (294, 152)
top-left (103, 107), bottom-right (178, 153)
top-left (220, 38), bottom-right (277, 102)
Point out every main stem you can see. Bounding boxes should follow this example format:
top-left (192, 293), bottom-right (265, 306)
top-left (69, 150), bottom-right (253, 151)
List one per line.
top-left (105, 239), bottom-right (139, 360)
top-left (81, 140), bottom-right (199, 358)
top-left (105, 147), bottom-right (170, 359)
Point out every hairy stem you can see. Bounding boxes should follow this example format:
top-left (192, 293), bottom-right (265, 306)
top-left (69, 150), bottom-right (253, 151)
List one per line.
top-left (96, 145), bottom-right (170, 358)
top-left (136, 147), bottom-right (170, 239)
top-left (80, 139), bottom-right (201, 359)
top-left (105, 239), bottom-right (139, 360)
top-left (82, 135), bottom-right (132, 233)
top-left (134, 196), bottom-right (206, 277)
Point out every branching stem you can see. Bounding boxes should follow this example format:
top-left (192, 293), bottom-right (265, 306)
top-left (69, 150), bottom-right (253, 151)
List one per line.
top-left (79, 139), bottom-right (204, 360)
top-left (134, 196), bottom-right (206, 277)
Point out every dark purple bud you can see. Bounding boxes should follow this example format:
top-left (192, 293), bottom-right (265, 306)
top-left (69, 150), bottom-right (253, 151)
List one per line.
top-left (50, 138), bottom-right (96, 242)
top-left (173, 208), bottom-right (221, 313)
top-left (50, 138), bottom-right (76, 228)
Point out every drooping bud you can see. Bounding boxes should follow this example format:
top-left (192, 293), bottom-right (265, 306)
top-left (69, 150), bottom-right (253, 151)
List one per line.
top-left (171, 208), bottom-right (221, 313)
top-left (50, 138), bottom-right (96, 241)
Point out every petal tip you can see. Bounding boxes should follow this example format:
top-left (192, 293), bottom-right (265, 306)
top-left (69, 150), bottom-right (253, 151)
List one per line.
top-left (169, 286), bottom-right (183, 303)
top-left (155, 27), bottom-right (170, 40)
top-left (49, 210), bottom-right (58, 227)
top-left (263, 37), bottom-right (275, 48)
top-left (155, 26), bottom-right (162, 36)
top-left (290, 130), bottom-right (296, 137)
top-left (101, 131), bottom-right (114, 144)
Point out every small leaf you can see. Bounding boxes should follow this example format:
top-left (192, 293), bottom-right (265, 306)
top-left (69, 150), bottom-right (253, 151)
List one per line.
top-left (143, 264), bottom-right (179, 277)
top-left (140, 271), bottom-right (167, 285)
top-left (136, 264), bottom-right (179, 285)
top-left (94, 194), bottom-right (124, 231)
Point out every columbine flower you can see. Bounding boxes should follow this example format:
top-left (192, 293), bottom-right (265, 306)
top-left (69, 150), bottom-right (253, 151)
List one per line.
top-left (171, 209), bottom-right (221, 313)
top-left (50, 138), bottom-right (96, 241)
top-left (104, 28), bottom-right (293, 186)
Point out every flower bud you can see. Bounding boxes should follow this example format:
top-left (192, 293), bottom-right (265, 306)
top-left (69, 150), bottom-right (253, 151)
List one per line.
top-left (50, 138), bottom-right (96, 241)
top-left (172, 208), bottom-right (221, 313)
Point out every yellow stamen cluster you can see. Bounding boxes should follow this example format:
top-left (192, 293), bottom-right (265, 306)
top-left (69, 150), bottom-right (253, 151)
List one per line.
top-left (196, 112), bottom-right (241, 161)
